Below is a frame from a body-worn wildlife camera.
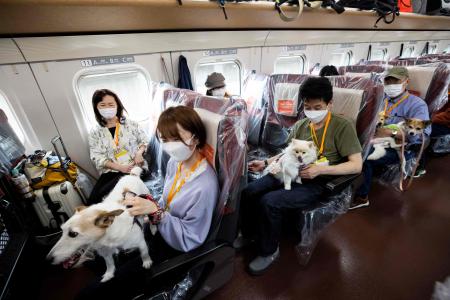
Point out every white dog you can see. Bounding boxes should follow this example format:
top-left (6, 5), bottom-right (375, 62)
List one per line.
top-left (47, 167), bottom-right (156, 282)
top-left (264, 139), bottom-right (318, 190)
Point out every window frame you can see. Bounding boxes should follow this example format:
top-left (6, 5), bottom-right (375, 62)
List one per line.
top-left (73, 63), bottom-right (152, 131)
top-left (0, 89), bottom-right (27, 146)
top-left (401, 45), bottom-right (415, 58)
top-left (273, 54), bottom-right (306, 75)
top-left (329, 49), bottom-right (354, 67)
top-left (194, 59), bottom-right (243, 95)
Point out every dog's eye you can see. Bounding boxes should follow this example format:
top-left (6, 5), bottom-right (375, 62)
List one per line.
top-left (416, 128), bottom-right (420, 131)
top-left (409, 126), bottom-right (413, 129)
top-left (68, 230), bottom-right (78, 238)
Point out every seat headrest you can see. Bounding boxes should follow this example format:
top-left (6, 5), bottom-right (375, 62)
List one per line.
top-left (242, 77), bottom-right (267, 111)
top-left (331, 87), bottom-right (364, 122)
top-left (194, 108), bottom-right (224, 170)
top-left (406, 66), bottom-right (436, 99)
top-left (346, 72), bottom-right (372, 78)
top-left (273, 83), bottom-right (301, 116)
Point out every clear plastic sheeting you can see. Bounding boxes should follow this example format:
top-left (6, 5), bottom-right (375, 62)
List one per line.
top-left (431, 135), bottom-right (450, 154)
top-left (295, 185), bottom-right (352, 265)
top-left (150, 86), bottom-right (248, 232)
top-left (338, 64), bottom-right (386, 75)
top-left (432, 276), bottom-right (450, 300)
top-left (242, 72), bottom-right (269, 147)
top-left (327, 76), bottom-right (385, 159)
top-left (0, 109), bottom-right (25, 172)
top-left (261, 74), bottom-right (309, 153)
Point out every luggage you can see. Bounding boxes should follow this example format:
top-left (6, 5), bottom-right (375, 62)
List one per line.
top-left (336, 0), bottom-right (400, 27)
top-left (32, 181), bottom-right (83, 229)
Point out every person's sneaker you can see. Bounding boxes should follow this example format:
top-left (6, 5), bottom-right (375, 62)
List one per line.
top-left (248, 247), bottom-right (280, 276)
top-left (413, 168), bottom-right (426, 178)
top-left (349, 196), bottom-right (369, 210)
top-left (232, 234), bottom-right (254, 250)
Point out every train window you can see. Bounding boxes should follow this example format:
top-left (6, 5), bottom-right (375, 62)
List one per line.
top-left (76, 68), bottom-right (152, 131)
top-left (195, 60), bottom-right (241, 96)
top-left (428, 44), bottom-right (438, 54)
top-left (0, 91), bottom-right (25, 144)
top-left (330, 50), bottom-right (354, 67)
top-left (444, 45), bottom-right (450, 53)
top-left (371, 48), bottom-right (388, 61)
top-left (273, 55), bottom-right (306, 74)
top-left (401, 46), bottom-right (415, 58)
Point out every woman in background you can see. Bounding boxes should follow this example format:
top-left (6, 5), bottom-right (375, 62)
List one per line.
top-left (87, 89), bottom-right (148, 205)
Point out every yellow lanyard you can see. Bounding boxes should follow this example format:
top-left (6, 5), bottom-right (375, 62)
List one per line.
top-left (383, 93), bottom-right (409, 117)
top-left (309, 112), bottom-right (332, 157)
top-left (166, 157), bottom-right (204, 211)
top-left (114, 123), bottom-right (120, 148)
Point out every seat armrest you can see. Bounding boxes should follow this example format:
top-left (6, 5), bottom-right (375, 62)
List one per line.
top-left (324, 173), bottom-right (362, 193)
top-left (147, 241), bottom-right (229, 279)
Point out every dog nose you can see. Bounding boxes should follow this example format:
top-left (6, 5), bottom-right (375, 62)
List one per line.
top-left (409, 132), bottom-right (414, 136)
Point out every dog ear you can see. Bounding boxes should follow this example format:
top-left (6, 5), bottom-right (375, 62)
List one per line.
top-left (75, 206), bottom-right (87, 213)
top-left (308, 141), bottom-right (315, 149)
top-left (423, 120), bottom-right (432, 127)
top-left (94, 209), bottom-right (124, 228)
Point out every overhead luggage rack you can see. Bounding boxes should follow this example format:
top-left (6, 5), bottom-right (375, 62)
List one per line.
top-left (1, 0), bottom-right (450, 35)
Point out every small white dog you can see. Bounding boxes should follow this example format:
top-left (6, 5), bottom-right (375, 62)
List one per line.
top-left (264, 139), bottom-right (318, 190)
top-left (47, 167), bottom-right (156, 282)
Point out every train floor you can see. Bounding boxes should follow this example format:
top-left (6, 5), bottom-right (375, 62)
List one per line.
top-left (37, 154), bottom-right (450, 300)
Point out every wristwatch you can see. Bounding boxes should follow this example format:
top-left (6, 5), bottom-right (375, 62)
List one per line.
top-left (264, 159), bottom-right (268, 167)
top-left (391, 130), bottom-right (398, 138)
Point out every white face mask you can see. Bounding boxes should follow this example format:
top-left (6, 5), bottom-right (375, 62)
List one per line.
top-left (211, 87), bottom-right (226, 97)
top-left (162, 136), bottom-right (195, 162)
top-left (384, 83), bottom-right (405, 98)
top-left (99, 108), bottom-right (117, 120)
top-left (304, 109), bottom-right (328, 124)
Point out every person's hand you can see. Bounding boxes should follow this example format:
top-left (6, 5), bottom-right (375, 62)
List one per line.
top-left (134, 151), bottom-right (145, 166)
top-left (299, 164), bottom-right (323, 179)
top-left (375, 128), bottom-right (394, 138)
top-left (123, 196), bottom-right (158, 216)
top-left (248, 160), bottom-right (265, 172)
top-left (118, 163), bottom-right (135, 174)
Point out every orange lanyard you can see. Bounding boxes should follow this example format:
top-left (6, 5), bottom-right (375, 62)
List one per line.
top-left (166, 157), bottom-right (204, 211)
top-left (114, 123), bottom-right (120, 148)
top-left (309, 112), bottom-right (331, 157)
top-left (383, 93), bottom-right (409, 117)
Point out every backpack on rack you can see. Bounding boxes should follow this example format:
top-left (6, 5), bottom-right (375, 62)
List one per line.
top-left (336, 0), bottom-right (400, 27)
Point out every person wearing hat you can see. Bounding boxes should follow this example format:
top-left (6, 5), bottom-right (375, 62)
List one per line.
top-left (350, 67), bottom-right (431, 210)
top-left (205, 72), bottom-right (230, 98)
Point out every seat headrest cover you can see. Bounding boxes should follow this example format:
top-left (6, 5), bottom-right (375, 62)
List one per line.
top-left (406, 66), bottom-right (435, 99)
top-left (194, 108), bottom-right (224, 170)
top-left (346, 72), bottom-right (372, 78)
top-left (273, 83), bottom-right (301, 116)
top-left (331, 87), bottom-right (364, 122)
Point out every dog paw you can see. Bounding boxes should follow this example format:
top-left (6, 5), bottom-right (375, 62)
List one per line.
top-left (101, 272), bottom-right (114, 282)
top-left (367, 155), bottom-right (375, 160)
top-left (284, 185), bottom-right (291, 190)
top-left (295, 178), bottom-right (302, 184)
top-left (142, 259), bottom-right (152, 269)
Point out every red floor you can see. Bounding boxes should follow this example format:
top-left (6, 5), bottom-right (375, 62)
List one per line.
top-left (37, 155), bottom-right (450, 300)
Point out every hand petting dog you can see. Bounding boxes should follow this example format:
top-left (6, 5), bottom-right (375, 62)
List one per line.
top-left (123, 196), bottom-right (158, 216)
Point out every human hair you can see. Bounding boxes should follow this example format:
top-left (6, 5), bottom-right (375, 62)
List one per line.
top-left (157, 106), bottom-right (207, 149)
top-left (299, 77), bottom-right (333, 104)
top-left (319, 65), bottom-right (339, 77)
top-left (92, 89), bottom-right (126, 126)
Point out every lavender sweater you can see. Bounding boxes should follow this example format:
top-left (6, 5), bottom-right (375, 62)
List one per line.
top-left (158, 158), bottom-right (219, 252)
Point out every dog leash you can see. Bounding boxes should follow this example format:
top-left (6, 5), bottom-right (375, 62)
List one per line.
top-left (398, 131), bottom-right (425, 192)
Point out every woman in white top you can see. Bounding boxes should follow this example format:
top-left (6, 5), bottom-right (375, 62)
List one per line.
top-left (87, 89), bottom-right (148, 205)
